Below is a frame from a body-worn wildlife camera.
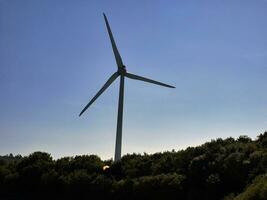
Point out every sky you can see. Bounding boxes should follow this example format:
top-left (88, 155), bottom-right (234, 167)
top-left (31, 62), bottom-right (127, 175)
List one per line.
top-left (1, 0), bottom-right (267, 160)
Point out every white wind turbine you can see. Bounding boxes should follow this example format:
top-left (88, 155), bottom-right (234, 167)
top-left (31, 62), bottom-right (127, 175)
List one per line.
top-left (79, 13), bottom-right (175, 161)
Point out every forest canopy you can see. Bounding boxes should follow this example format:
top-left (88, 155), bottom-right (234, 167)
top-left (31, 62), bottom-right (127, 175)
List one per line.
top-left (0, 132), bottom-right (267, 200)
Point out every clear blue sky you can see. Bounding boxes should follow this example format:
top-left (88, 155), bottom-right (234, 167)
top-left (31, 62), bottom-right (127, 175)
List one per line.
top-left (1, 0), bottom-right (266, 159)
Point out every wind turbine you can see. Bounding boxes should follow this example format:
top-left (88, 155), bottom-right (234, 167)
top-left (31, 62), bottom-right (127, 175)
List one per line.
top-left (79, 13), bottom-right (175, 162)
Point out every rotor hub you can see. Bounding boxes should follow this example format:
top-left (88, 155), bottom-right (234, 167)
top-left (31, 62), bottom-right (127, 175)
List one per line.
top-left (118, 66), bottom-right (127, 75)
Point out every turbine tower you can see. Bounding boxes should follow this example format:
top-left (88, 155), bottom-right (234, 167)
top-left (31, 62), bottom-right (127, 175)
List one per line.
top-left (79, 13), bottom-right (175, 162)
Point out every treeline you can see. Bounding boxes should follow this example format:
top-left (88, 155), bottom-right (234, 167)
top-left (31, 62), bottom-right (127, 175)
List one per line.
top-left (0, 132), bottom-right (267, 200)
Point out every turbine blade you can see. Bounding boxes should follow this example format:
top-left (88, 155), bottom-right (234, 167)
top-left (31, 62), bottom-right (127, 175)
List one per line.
top-left (79, 72), bottom-right (119, 116)
top-left (125, 72), bottom-right (175, 88)
top-left (103, 13), bottom-right (124, 68)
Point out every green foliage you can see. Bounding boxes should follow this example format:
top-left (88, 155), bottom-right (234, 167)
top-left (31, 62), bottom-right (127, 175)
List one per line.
top-left (257, 131), bottom-right (267, 147)
top-left (234, 174), bottom-right (267, 200)
top-left (0, 132), bottom-right (266, 199)
top-left (133, 173), bottom-right (186, 199)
